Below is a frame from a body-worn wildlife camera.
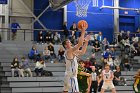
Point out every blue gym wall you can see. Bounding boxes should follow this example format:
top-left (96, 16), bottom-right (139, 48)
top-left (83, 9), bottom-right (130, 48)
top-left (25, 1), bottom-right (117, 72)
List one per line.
top-left (34, 0), bottom-right (63, 41)
top-left (119, 0), bottom-right (140, 32)
top-left (34, 0), bottom-right (140, 42)
top-left (67, 0), bottom-right (114, 42)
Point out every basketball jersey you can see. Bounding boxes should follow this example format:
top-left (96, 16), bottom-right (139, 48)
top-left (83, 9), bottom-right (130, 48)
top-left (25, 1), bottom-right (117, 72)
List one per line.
top-left (91, 72), bottom-right (97, 81)
top-left (64, 51), bottom-right (78, 77)
top-left (102, 70), bottom-right (112, 81)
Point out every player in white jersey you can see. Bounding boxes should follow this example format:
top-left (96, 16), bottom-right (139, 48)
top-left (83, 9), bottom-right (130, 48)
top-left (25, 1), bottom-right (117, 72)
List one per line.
top-left (100, 64), bottom-right (116, 93)
top-left (62, 27), bottom-right (90, 93)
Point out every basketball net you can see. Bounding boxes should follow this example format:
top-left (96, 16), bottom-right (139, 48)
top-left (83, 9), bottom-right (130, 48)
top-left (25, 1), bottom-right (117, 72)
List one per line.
top-left (74, 0), bottom-right (91, 17)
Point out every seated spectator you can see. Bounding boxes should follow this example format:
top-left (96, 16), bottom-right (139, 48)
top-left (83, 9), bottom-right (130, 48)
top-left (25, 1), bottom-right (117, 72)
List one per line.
top-left (84, 57), bottom-right (92, 71)
top-left (130, 42), bottom-right (138, 57)
top-left (97, 32), bottom-right (103, 44)
top-left (52, 32), bottom-right (61, 44)
top-left (34, 59), bottom-right (46, 76)
top-left (113, 66), bottom-right (127, 86)
top-left (102, 37), bottom-right (109, 51)
top-left (92, 40), bottom-right (100, 53)
top-left (48, 43), bottom-right (56, 62)
top-left (89, 53), bottom-right (96, 63)
top-left (118, 32), bottom-right (123, 44)
top-left (45, 31), bottom-right (53, 44)
top-left (38, 30), bottom-right (44, 44)
top-left (28, 45), bottom-right (39, 60)
top-left (20, 57), bottom-right (32, 77)
top-left (132, 34), bottom-right (139, 43)
top-left (101, 58), bottom-right (108, 69)
top-left (42, 46), bottom-right (50, 62)
top-left (58, 46), bottom-right (65, 62)
top-left (107, 54), bottom-right (114, 71)
top-left (89, 32), bottom-right (95, 46)
top-left (122, 38), bottom-right (130, 53)
top-left (11, 57), bottom-right (24, 77)
top-left (102, 48), bottom-right (111, 59)
top-left (114, 56), bottom-right (121, 67)
top-left (110, 47), bottom-right (116, 60)
top-left (124, 59), bottom-right (131, 71)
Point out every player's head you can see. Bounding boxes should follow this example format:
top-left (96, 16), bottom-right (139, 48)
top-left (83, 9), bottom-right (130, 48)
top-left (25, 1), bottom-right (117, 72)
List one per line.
top-left (79, 60), bottom-right (85, 67)
top-left (62, 39), bottom-right (72, 49)
top-left (104, 64), bottom-right (110, 71)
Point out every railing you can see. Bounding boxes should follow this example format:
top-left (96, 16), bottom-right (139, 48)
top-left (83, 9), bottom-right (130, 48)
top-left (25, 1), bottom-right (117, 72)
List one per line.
top-left (0, 28), bottom-right (100, 42)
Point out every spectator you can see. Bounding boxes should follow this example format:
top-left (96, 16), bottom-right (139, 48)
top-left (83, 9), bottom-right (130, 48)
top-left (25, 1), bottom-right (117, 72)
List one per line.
top-left (90, 66), bottom-right (99, 93)
top-left (84, 57), bottom-right (92, 71)
top-left (113, 66), bottom-right (127, 86)
top-left (101, 59), bottom-right (108, 71)
top-left (102, 48), bottom-right (111, 59)
top-left (62, 22), bottom-right (69, 40)
top-left (48, 43), bottom-right (56, 62)
top-left (114, 56), bottom-right (121, 67)
top-left (110, 47), bottom-right (116, 60)
top-left (124, 59), bottom-right (131, 71)
top-left (52, 32), bottom-right (61, 44)
top-left (89, 32), bottom-right (95, 46)
top-left (133, 69), bottom-right (140, 93)
top-left (42, 46), bottom-right (50, 62)
top-left (97, 32), bottom-right (103, 44)
top-left (20, 57), bottom-right (32, 77)
top-left (118, 32), bottom-right (123, 43)
top-left (89, 53), bottom-right (96, 63)
top-left (92, 40), bottom-right (100, 53)
top-left (102, 37), bottom-right (110, 51)
top-left (70, 22), bottom-right (78, 39)
top-left (58, 46), bottom-right (65, 62)
top-left (38, 30), bottom-right (44, 44)
top-left (45, 31), bottom-right (53, 44)
top-left (28, 45), bottom-right (39, 60)
top-left (34, 59), bottom-right (46, 76)
top-left (11, 19), bottom-right (21, 40)
top-left (107, 54), bottom-right (114, 71)
top-left (11, 57), bottom-right (24, 77)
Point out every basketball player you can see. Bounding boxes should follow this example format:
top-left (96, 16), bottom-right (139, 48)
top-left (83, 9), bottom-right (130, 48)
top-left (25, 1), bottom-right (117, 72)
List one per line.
top-left (100, 64), bottom-right (116, 93)
top-left (62, 26), bottom-right (90, 93)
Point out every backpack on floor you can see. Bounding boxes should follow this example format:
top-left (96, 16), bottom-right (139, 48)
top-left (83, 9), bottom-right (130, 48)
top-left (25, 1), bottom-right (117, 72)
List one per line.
top-left (42, 70), bottom-right (53, 77)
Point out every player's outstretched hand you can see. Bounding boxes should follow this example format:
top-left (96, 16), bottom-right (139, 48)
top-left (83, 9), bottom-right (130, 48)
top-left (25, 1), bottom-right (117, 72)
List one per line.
top-left (84, 35), bottom-right (91, 42)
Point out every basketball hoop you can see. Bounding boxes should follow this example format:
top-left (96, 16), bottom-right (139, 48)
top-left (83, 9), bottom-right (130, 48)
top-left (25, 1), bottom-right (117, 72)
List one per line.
top-left (74, 0), bottom-right (91, 17)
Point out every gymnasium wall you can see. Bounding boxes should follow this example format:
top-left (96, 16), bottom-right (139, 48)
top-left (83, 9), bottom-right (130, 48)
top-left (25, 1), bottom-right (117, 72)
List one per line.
top-left (67, 0), bottom-right (114, 42)
top-left (119, 0), bottom-right (140, 32)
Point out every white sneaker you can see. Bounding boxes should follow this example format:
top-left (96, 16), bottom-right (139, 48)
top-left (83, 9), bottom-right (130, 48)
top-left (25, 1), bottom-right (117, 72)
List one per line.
top-left (134, 86), bottom-right (138, 92)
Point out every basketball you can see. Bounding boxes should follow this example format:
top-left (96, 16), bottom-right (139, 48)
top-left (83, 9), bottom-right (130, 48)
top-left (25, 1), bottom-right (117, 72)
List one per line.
top-left (77, 20), bottom-right (88, 30)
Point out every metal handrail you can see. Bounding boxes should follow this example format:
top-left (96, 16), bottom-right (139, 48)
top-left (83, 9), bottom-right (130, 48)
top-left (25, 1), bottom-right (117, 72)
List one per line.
top-left (0, 28), bottom-right (100, 41)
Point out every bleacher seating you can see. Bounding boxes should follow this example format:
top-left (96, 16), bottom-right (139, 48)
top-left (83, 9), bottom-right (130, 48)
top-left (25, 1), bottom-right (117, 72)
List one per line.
top-left (0, 40), bottom-right (138, 93)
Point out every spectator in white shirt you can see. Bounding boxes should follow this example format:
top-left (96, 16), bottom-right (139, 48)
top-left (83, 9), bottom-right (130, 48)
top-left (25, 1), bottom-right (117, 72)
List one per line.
top-left (34, 59), bottom-right (46, 76)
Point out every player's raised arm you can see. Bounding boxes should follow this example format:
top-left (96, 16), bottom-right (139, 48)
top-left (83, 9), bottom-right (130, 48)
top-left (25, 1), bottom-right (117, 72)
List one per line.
top-left (72, 20), bottom-right (88, 52)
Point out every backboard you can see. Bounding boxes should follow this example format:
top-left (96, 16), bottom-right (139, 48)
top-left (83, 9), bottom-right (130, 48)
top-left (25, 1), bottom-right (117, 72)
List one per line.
top-left (49, 0), bottom-right (74, 11)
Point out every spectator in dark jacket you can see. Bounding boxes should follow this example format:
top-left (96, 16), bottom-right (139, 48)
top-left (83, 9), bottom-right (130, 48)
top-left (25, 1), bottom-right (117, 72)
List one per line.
top-left (11, 57), bottom-right (24, 77)
top-left (62, 22), bottom-right (69, 40)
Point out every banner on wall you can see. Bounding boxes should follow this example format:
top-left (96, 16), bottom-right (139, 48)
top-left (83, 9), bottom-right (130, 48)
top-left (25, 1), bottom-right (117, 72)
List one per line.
top-left (0, 0), bottom-right (7, 4)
